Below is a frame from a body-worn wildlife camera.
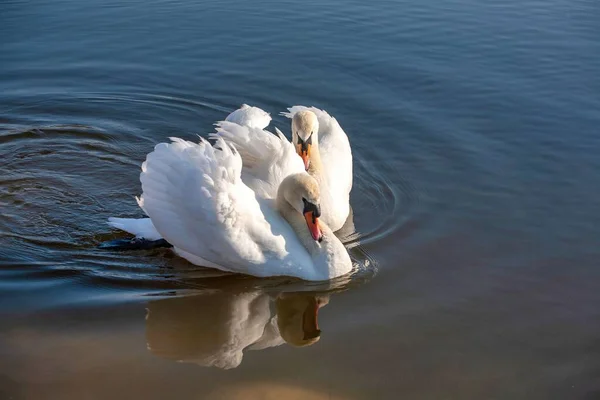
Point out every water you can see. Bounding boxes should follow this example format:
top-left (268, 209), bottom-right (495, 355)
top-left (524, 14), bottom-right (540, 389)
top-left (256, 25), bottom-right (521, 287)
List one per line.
top-left (1, 0), bottom-right (599, 398)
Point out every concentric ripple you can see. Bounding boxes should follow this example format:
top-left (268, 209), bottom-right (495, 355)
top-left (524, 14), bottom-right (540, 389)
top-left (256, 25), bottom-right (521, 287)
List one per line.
top-left (0, 91), bottom-right (419, 299)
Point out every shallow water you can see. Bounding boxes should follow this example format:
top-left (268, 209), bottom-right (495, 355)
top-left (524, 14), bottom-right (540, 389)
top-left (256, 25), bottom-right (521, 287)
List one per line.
top-left (2, 0), bottom-right (600, 398)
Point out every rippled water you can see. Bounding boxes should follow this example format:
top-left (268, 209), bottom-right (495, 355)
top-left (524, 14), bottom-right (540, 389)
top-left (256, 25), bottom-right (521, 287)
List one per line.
top-left (2, 0), bottom-right (600, 398)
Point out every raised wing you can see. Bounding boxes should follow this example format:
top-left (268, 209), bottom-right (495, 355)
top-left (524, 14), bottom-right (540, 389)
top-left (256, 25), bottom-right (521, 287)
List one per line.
top-left (138, 137), bottom-right (312, 277)
top-left (210, 120), bottom-right (305, 199)
top-left (224, 104), bottom-right (271, 130)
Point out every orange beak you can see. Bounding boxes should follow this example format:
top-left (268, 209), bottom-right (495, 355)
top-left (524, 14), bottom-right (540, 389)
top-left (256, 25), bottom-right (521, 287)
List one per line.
top-left (296, 144), bottom-right (311, 170)
top-left (303, 211), bottom-right (322, 242)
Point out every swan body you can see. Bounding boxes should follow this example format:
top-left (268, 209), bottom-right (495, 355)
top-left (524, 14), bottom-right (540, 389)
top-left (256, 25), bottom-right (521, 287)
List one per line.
top-left (109, 136), bottom-right (352, 281)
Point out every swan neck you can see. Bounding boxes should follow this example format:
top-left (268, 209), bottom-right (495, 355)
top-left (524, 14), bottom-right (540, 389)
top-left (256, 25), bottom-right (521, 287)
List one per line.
top-left (307, 141), bottom-right (323, 178)
top-left (276, 195), bottom-right (318, 254)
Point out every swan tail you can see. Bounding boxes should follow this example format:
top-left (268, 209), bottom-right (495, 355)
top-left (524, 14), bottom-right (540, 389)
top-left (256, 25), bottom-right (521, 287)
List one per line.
top-left (107, 217), bottom-right (163, 241)
top-left (102, 217), bottom-right (170, 250)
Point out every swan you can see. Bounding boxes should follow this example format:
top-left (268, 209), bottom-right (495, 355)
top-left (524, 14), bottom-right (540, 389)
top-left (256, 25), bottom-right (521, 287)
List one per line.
top-left (285, 107), bottom-right (353, 232)
top-left (108, 136), bottom-right (352, 281)
top-left (106, 104), bottom-right (301, 244)
top-left (215, 105), bottom-right (353, 231)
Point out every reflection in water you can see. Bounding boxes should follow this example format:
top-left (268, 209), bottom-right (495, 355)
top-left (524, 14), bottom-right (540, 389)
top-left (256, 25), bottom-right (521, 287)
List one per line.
top-left (145, 291), bottom-right (329, 369)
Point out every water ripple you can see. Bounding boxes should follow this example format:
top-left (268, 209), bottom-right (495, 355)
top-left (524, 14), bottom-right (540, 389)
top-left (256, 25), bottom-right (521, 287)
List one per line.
top-left (0, 91), bottom-right (412, 298)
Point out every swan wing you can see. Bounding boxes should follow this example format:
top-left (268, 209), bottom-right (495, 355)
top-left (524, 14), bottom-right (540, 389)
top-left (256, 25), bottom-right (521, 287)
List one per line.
top-left (106, 105), bottom-right (273, 241)
top-left (138, 136), bottom-right (313, 278)
top-left (210, 120), bottom-right (305, 199)
top-left (224, 104), bottom-right (272, 130)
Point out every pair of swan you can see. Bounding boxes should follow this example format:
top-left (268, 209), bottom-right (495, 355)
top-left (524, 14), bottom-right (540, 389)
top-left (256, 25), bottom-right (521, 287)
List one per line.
top-left (108, 105), bottom-right (353, 281)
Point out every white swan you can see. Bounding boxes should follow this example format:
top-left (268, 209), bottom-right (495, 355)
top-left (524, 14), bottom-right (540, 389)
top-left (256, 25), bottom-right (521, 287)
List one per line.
top-left (109, 136), bottom-right (352, 281)
top-left (215, 105), bottom-right (353, 231)
top-left (284, 106), bottom-right (353, 232)
top-left (107, 104), bottom-right (300, 242)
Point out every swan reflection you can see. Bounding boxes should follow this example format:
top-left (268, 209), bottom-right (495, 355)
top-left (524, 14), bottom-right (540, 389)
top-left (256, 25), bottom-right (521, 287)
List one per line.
top-left (145, 290), bottom-right (329, 369)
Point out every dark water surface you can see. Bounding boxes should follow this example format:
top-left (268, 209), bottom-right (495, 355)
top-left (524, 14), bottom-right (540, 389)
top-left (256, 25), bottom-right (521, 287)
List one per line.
top-left (2, 0), bottom-right (600, 398)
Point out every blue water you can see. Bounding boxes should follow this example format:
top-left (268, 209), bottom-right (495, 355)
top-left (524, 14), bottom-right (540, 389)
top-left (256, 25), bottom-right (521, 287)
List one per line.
top-left (1, 0), bottom-right (600, 398)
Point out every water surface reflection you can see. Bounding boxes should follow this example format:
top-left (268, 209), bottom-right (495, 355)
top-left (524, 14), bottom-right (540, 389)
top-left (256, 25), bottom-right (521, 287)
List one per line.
top-left (146, 291), bottom-right (330, 369)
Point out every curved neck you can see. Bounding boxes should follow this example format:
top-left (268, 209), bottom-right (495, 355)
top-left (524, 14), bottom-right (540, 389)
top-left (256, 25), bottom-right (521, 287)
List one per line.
top-left (276, 193), bottom-right (320, 255)
top-left (307, 140), bottom-right (324, 180)
top-left (293, 131), bottom-right (325, 183)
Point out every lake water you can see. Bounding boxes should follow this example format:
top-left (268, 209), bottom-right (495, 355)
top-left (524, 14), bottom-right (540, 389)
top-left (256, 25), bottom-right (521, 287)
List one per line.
top-left (1, 0), bottom-right (600, 398)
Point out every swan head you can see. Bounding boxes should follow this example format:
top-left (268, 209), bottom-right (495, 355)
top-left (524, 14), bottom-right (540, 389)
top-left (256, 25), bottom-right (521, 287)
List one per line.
top-left (291, 111), bottom-right (319, 170)
top-left (278, 173), bottom-right (323, 242)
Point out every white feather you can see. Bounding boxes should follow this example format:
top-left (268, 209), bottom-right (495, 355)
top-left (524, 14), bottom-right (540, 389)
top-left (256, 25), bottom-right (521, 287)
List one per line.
top-left (106, 104), bottom-right (299, 240)
top-left (210, 120), bottom-right (305, 199)
top-left (107, 217), bottom-right (162, 241)
top-left (134, 136), bottom-right (337, 279)
top-left (106, 105), bottom-right (353, 280)
top-left (224, 104), bottom-right (271, 130)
